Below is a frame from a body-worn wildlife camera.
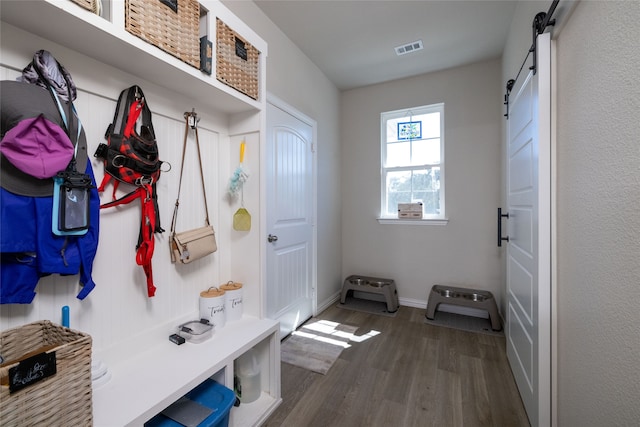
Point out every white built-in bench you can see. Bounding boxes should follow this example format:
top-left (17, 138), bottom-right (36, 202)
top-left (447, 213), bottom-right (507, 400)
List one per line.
top-left (92, 317), bottom-right (280, 427)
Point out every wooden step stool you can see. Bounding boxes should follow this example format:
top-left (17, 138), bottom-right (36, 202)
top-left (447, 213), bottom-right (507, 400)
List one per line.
top-left (425, 284), bottom-right (501, 331)
top-left (340, 275), bottom-right (399, 313)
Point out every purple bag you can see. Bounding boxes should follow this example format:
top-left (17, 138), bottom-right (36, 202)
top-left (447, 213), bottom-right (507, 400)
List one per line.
top-left (0, 114), bottom-right (74, 179)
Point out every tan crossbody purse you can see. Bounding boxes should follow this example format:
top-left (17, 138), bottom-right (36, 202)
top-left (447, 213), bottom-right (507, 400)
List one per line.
top-left (169, 110), bottom-right (217, 264)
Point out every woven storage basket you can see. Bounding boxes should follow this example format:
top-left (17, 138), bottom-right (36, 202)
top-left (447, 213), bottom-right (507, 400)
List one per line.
top-left (125, 0), bottom-right (201, 69)
top-left (69, 0), bottom-right (96, 12)
top-left (216, 18), bottom-right (260, 100)
top-left (0, 321), bottom-right (93, 427)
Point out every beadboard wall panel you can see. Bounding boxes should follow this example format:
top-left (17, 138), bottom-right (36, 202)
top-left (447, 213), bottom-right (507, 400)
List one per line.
top-left (0, 25), bottom-right (250, 367)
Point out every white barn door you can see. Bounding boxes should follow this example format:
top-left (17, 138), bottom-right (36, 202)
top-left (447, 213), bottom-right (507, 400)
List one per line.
top-left (506, 32), bottom-right (552, 427)
top-left (265, 97), bottom-right (316, 339)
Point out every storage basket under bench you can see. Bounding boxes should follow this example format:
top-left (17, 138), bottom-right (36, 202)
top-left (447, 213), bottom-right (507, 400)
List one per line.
top-left (0, 320), bottom-right (93, 426)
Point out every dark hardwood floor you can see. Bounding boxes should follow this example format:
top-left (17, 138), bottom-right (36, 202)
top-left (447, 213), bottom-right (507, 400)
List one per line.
top-left (264, 304), bottom-right (530, 427)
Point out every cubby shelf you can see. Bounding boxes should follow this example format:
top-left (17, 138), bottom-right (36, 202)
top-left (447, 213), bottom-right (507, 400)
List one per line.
top-left (0, 0), bottom-right (266, 114)
top-left (92, 316), bottom-right (281, 426)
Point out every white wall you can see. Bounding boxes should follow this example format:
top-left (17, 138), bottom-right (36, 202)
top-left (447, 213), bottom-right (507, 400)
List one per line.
top-left (1, 0), bottom-right (340, 364)
top-left (503, 0), bottom-right (640, 424)
top-left (0, 20), bottom-right (262, 366)
top-left (340, 59), bottom-right (503, 307)
top-left (555, 1), bottom-right (640, 424)
top-left (222, 1), bottom-right (343, 309)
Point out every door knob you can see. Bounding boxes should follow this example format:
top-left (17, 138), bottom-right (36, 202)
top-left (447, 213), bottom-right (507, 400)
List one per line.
top-left (267, 234), bottom-right (278, 243)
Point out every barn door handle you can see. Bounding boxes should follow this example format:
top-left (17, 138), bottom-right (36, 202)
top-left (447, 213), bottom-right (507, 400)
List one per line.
top-left (498, 208), bottom-right (509, 247)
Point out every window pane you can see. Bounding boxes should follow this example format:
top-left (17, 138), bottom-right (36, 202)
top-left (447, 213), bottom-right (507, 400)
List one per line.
top-left (411, 138), bottom-right (440, 165)
top-left (411, 169), bottom-right (429, 192)
top-left (385, 168), bottom-right (441, 216)
top-left (418, 167), bottom-right (440, 214)
top-left (386, 119), bottom-right (400, 142)
top-left (386, 141), bottom-right (410, 167)
top-left (416, 112), bottom-right (440, 139)
top-left (386, 170), bottom-right (412, 215)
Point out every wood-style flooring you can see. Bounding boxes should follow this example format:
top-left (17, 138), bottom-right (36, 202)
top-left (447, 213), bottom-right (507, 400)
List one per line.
top-left (264, 304), bottom-right (530, 427)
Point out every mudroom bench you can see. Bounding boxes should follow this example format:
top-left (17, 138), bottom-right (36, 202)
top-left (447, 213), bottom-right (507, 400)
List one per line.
top-left (2, 2), bottom-right (277, 426)
top-left (92, 316), bottom-right (280, 427)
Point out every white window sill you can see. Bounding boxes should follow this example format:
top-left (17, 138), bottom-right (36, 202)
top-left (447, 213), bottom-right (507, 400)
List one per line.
top-left (377, 218), bottom-right (449, 226)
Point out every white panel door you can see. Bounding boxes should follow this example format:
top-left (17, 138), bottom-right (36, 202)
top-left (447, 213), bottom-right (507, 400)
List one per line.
top-left (506, 33), bottom-right (552, 427)
top-left (266, 99), bottom-right (315, 339)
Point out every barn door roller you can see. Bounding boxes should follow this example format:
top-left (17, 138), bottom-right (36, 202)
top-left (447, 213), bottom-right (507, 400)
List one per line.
top-left (503, 0), bottom-right (559, 118)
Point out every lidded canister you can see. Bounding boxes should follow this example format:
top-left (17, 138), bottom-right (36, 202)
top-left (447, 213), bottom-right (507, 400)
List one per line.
top-left (199, 287), bottom-right (226, 329)
top-left (220, 281), bottom-right (243, 322)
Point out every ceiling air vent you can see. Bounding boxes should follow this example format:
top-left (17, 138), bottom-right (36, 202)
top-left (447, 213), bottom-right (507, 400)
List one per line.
top-left (394, 40), bottom-right (424, 56)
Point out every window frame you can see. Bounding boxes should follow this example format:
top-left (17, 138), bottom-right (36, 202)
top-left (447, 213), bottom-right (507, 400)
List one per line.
top-left (379, 103), bottom-right (446, 223)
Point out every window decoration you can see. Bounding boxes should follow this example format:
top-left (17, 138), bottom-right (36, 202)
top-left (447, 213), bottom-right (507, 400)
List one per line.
top-left (397, 121), bottom-right (422, 140)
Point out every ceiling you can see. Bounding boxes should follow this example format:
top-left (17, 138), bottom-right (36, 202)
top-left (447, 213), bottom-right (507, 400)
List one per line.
top-left (254, 0), bottom-right (519, 90)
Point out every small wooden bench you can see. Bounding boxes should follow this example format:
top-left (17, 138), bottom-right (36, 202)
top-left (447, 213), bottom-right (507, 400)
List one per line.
top-left (425, 284), bottom-right (501, 331)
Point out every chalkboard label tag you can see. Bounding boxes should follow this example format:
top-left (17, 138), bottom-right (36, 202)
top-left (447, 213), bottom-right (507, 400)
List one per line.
top-left (9, 351), bottom-right (57, 393)
top-left (160, 0), bottom-right (178, 13)
top-left (235, 37), bottom-right (248, 61)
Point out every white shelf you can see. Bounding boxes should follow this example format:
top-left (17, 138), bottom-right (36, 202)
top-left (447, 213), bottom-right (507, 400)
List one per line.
top-left (92, 316), bottom-right (279, 426)
top-left (0, 0), bottom-right (263, 115)
top-left (230, 392), bottom-right (282, 427)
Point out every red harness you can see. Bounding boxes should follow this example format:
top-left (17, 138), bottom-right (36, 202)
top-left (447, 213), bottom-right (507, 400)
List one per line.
top-left (95, 87), bottom-right (164, 297)
top-left (99, 182), bottom-right (157, 296)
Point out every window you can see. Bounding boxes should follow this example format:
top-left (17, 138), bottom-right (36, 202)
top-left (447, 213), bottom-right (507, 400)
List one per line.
top-left (380, 103), bottom-right (444, 220)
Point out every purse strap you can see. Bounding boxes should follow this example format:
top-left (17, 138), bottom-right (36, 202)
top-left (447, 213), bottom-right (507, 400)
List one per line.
top-left (170, 110), bottom-right (210, 235)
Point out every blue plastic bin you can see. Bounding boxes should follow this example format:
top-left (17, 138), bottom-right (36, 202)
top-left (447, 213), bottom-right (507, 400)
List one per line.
top-left (145, 379), bottom-right (236, 427)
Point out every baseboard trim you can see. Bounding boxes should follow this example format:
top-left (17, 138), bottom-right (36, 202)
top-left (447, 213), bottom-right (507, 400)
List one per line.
top-left (398, 297), bottom-right (426, 309)
top-left (316, 292), bottom-right (341, 315)
top-left (318, 293), bottom-right (489, 319)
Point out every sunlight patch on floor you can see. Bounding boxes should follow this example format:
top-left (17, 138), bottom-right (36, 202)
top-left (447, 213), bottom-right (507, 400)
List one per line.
top-left (292, 330), bottom-right (351, 348)
top-left (295, 319), bottom-right (381, 347)
top-left (349, 329), bottom-right (381, 343)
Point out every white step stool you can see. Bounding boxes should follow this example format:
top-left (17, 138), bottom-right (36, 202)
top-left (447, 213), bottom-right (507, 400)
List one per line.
top-left (340, 275), bottom-right (399, 313)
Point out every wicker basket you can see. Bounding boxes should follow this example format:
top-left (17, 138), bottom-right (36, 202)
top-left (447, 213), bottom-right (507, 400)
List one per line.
top-left (69, 0), bottom-right (96, 12)
top-left (216, 18), bottom-right (260, 100)
top-left (0, 321), bottom-right (93, 427)
top-left (125, 0), bottom-right (201, 69)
